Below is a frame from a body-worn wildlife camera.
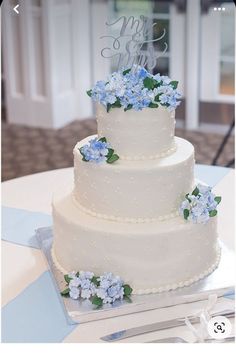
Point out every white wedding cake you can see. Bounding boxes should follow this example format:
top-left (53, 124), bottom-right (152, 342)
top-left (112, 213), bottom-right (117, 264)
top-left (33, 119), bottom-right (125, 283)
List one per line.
top-left (52, 67), bottom-right (221, 295)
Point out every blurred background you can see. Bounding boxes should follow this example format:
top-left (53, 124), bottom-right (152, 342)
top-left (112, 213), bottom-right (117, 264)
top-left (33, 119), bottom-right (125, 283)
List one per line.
top-left (1, 0), bottom-right (235, 181)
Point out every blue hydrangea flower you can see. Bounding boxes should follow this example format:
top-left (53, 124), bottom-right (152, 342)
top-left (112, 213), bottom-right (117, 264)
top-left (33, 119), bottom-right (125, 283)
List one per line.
top-left (80, 138), bottom-right (109, 163)
top-left (138, 67), bottom-right (148, 79)
top-left (96, 272), bottom-right (124, 304)
top-left (179, 183), bottom-right (221, 224)
top-left (78, 271), bottom-right (96, 299)
top-left (68, 271), bottom-right (96, 300)
top-left (78, 271), bottom-right (94, 280)
top-left (161, 75), bottom-right (172, 85)
top-left (205, 193), bottom-right (218, 211)
top-left (189, 197), bottom-right (210, 224)
top-left (68, 271), bottom-right (78, 279)
top-left (79, 274), bottom-right (96, 299)
top-left (69, 286), bottom-right (80, 300)
top-left (153, 73), bottom-right (162, 82)
top-left (197, 184), bottom-right (212, 195)
top-left (88, 65), bottom-right (181, 112)
top-left (69, 277), bottom-right (81, 289)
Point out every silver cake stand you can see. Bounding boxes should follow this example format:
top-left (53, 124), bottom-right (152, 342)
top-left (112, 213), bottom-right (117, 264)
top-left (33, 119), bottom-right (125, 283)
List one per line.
top-left (36, 227), bottom-right (235, 324)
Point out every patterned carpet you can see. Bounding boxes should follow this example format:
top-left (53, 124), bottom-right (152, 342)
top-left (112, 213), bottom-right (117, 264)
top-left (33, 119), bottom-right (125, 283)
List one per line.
top-left (2, 119), bottom-right (234, 181)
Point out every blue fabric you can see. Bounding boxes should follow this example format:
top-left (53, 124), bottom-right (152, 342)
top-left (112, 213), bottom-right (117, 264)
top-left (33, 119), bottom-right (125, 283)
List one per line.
top-left (195, 164), bottom-right (230, 187)
top-left (1, 271), bottom-right (77, 343)
top-left (223, 289), bottom-right (235, 300)
top-left (2, 207), bottom-right (52, 248)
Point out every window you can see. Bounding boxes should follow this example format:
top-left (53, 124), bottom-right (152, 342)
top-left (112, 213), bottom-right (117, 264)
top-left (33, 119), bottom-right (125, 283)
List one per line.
top-left (219, 3), bottom-right (235, 95)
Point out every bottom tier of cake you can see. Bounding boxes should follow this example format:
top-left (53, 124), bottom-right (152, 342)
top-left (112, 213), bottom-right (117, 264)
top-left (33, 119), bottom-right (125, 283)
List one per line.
top-left (52, 189), bottom-right (221, 295)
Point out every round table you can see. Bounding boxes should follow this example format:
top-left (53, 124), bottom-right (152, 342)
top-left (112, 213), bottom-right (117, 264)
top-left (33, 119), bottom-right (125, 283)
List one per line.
top-left (2, 166), bottom-right (235, 343)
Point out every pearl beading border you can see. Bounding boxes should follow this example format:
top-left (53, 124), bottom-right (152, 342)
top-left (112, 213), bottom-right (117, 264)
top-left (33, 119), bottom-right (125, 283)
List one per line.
top-left (119, 143), bottom-right (177, 161)
top-left (71, 193), bottom-right (179, 223)
top-left (51, 243), bottom-right (221, 295)
top-left (133, 244), bottom-right (221, 294)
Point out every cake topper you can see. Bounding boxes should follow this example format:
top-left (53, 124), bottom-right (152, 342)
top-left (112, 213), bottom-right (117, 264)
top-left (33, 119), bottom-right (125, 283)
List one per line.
top-left (100, 15), bottom-right (168, 70)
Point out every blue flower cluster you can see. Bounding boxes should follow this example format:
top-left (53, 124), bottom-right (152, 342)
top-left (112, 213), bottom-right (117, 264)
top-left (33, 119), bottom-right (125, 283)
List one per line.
top-left (80, 138), bottom-right (109, 163)
top-left (179, 184), bottom-right (221, 224)
top-left (68, 271), bottom-right (96, 300)
top-left (96, 272), bottom-right (124, 304)
top-left (79, 137), bottom-right (119, 164)
top-left (61, 271), bottom-right (132, 308)
top-left (87, 65), bottom-right (181, 112)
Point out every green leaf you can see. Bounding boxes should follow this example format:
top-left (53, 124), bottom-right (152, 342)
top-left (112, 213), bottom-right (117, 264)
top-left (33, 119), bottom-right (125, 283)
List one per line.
top-left (61, 287), bottom-right (70, 296)
top-left (124, 295), bottom-right (132, 303)
top-left (112, 98), bottom-right (121, 108)
top-left (86, 89), bottom-right (92, 97)
top-left (124, 104), bottom-right (132, 112)
top-left (209, 209), bottom-right (217, 217)
top-left (192, 187), bottom-right (199, 196)
top-left (148, 102), bottom-right (159, 108)
top-left (92, 296), bottom-right (103, 308)
top-left (143, 77), bottom-right (155, 90)
top-left (80, 152), bottom-right (88, 162)
top-left (91, 276), bottom-right (100, 286)
top-left (123, 284), bottom-right (133, 296)
top-left (123, 68), bottom-right (131, 75)
top-left (79, 148), bottom-right (88, 162)
top-left (185, 193), bottom-right (191, 202)
top-left (214, 196), bottom-right (222, 204)
top-left (99, 137), bottom-right (107, 143)
top-left (106, 148), bottom-right (114, 159)
top-left (64, 274), bottom-right (71, 284)
top-left (107, 154), bottom-right (119, 164)
top-left (183, 209), bottom-right (189, 220)
top-left (106, 103), bottom-right (112, 113)
top-left (170, 81), bottom-right (178, 89)
top-left (154, 94), bottom-right (161, 102)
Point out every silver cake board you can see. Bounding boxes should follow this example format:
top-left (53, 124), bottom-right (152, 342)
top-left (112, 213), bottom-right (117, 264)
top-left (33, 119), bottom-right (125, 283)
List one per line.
top-left (36, 227), bottom-right (235, 324)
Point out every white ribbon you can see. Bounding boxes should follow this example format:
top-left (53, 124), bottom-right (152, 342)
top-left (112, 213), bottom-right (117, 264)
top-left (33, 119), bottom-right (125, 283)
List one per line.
top-left (184, 294), bottom-right (218, 342)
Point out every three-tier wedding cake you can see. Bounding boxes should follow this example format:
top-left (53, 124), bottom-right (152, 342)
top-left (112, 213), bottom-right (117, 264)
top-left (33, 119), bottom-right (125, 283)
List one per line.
top-left (52, 66), bottom-right (221, 295)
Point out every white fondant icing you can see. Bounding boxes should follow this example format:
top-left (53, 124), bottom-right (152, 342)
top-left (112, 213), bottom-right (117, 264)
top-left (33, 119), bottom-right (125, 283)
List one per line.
top-left (119, 143), bottom-right (177, 161)
top-left (97, 104), bottom-right (175, 159)
top-left (71, 194), bottom-right (179, 223)
top-left (52, 189), bottom-right (220, 294)
top-left (73, 136), bottom-right (195, 220)
top-left (51, 244), bottom-right (221, 295)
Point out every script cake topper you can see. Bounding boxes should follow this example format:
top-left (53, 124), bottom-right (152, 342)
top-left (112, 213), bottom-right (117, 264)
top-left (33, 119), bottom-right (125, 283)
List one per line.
top-left (100, 15), bottom-right (168, 71)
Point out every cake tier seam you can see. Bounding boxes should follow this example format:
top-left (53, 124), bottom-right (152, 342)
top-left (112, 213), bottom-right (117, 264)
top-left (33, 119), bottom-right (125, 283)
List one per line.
top-left (71, 193), bottom-right (179, 223)
top-left (51, 242), bottom-right (221, 295)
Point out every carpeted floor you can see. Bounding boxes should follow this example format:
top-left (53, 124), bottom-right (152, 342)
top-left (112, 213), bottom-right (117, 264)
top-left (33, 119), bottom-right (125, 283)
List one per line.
top-left (2, 119), bottom-right (234, 181)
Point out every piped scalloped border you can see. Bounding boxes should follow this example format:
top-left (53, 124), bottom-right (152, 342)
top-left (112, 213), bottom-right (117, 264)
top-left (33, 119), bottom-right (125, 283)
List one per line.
top-left (119, 143), bottom-right (177, 161)
top-left (71, 193), bottom-right (179, 223)
top-left (51, 243), bottom-right (221, 296)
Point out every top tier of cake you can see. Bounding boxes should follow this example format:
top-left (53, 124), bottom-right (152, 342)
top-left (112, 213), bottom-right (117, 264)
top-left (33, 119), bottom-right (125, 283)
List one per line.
top-left (88, 66), bottom-right (181, 160)
top-left (97, 104), bottom-right (176, 160)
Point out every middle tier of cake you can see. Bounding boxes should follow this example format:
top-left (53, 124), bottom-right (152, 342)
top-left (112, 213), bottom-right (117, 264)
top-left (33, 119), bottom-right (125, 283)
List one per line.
top-left (73, 136), bottom-right (195, 222)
